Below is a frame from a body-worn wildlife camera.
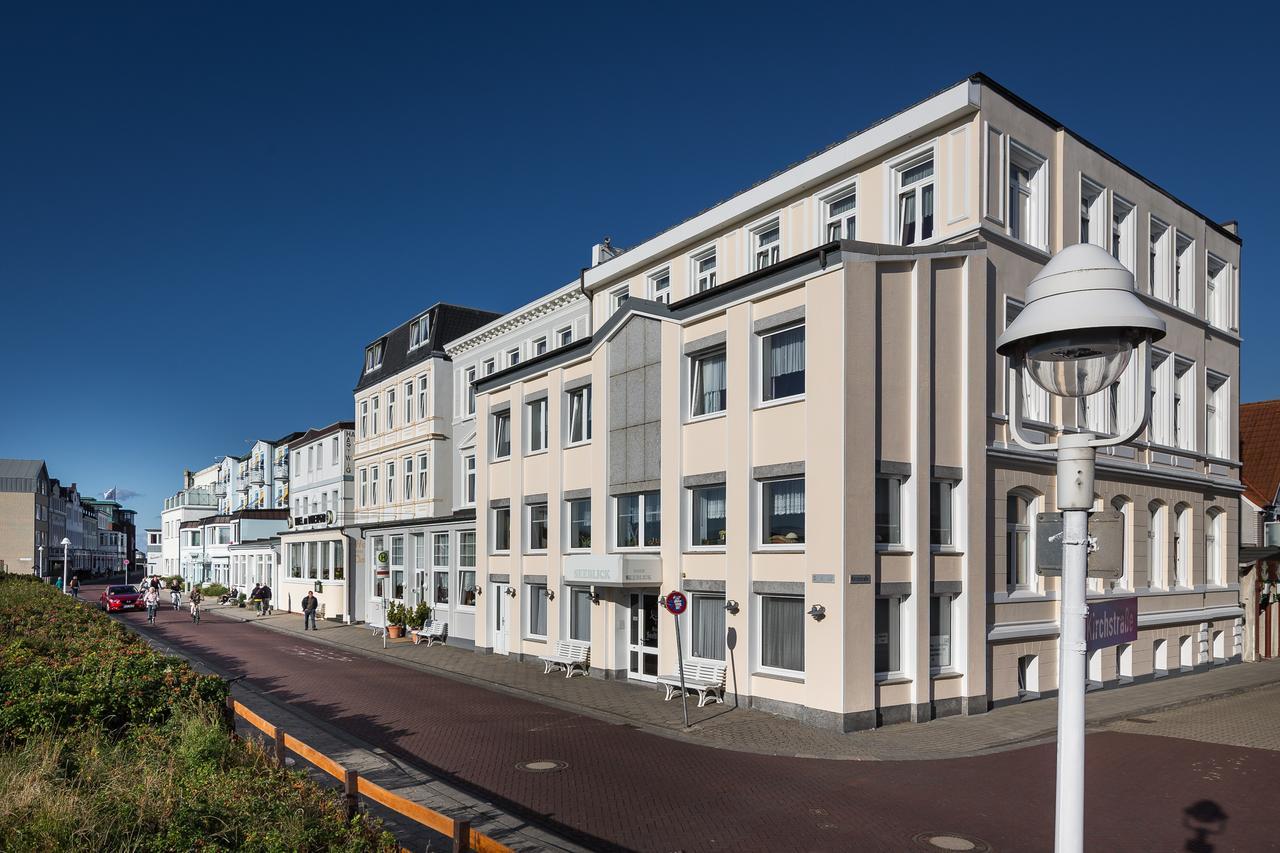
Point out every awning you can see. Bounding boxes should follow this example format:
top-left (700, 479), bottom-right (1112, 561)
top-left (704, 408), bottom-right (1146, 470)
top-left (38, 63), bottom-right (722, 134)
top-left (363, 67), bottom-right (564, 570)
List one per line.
top-left (564, 554), bottom-right (661, 588)
top-left (1239, 546), bottom-right (1280, 566)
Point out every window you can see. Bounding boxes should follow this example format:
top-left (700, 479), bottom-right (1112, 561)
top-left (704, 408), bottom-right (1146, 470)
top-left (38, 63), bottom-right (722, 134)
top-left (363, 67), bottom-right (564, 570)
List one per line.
top-left (648, 268), bottom-right (670, 304)
top-left (370, 465), bottom-right (379, 504)
top-left (493, 507), bottom-right (510, 551)
top-left (385, 461), bottom-right (395, 503)
top-left (360, 401), bottom-right (368, 438)
top-left (331, 436), bottom-right (339, 466)
top-left (1174, 504), bottom-right (1192, 588)
top-left (1205, 509), bottom-right (1224, 586)
top-left (1007, 492), bottom-right (1033, 589)
top-left (1174, 231), bottom-right (1194, 311)
top-left (386, 390), bottom-right (396, 428)
top-left (359, 468), bottom-right (368, 507)
top-left (823, 185), bottom-right (857, 242)
top-left (896, 154), bottom-right (934, 245)
top-left (463, 455), bottom-right (476, 505)
top-left (1006, 300), bottom-right (1049, 423)
top-left (483, 357), bottom-right (496, 375)
top-left (685, 348), bottom-right (727, 418)
top-left (930, 595), bottom-right (954, 670)
top-left (1008, 142), bottom-right (1047, 250)
top-left (761, 324), bottom-right (805, 401)
top-left (567, 498), bottom-right (591, 549)
top-left (1148, 501), bottom-right (1167, 589)
top-left (1149, 216), bottom-right (1171, 299)
top-left (533, 336), bottom-right (548, 356)
top-left (418, 453), bottom-right (429, 499)
top-left (690, 485), bottom-right (726, 548)
top-left (1112, 496), bottom-right (1133, 590)
top-left (432, 532), bottom-right (449, 568)
top-left (556, 327), bottom-right (572, 347)
top-left (493, 411), bottom-right (511, 458)
top-left (527, 503), bottom-right (548, 551)
top-left (761, 477), bottom-right (805, 545)
top-left (752, 220), bottom-right (780, 270)
top-left (418, 375), bottom-right (429, 420)
top-left (691, 593), bottom-right (726, 660)
top-left (1174, 358), bottom-right (1195, 451)
top-left (433, 570), bottom-right (449, 605)
top-left (610, 286), bottom-right (629, 312)
top-left (364, 341), bottom-right (384, 373)
top-left (403, 381), bottom-right (414, 424)
top-left (616, 491), bottom-right (660, 548)
top-left (403, 456), bottom-right (414, 501)
top-left (760, 595), bottom-right (804, 673)
top-left (871, 596), bottom-right (902, 675)
top-left (1206, 373), bottom-right (1229, 459)
top-left (1206, 254), bottom-right (1229, 328)
top-left (1080, 177), bottom-right (1105, 247)
top-left (692, 247), bottom-right (717, 292)
top-left (371, 395), bottom-right (380, 434)
top-left (389, 535), bottom-right (404, 599)
top-left (527, 398), bottom-right (548, 452)
top-left (458, 533), bottom-right (476, 605)
top-left (507, 348), bottom-right (521, 368)
top-left (875, 475), bottom-right (903, 547)
top-left (464, 367), bottom-right (476, 416)
top-left (567, 386), bottom-right (592, 444)
top-left (568, 586), bottom-right (592, 641)
top-left (930, 480), bottom-right (955, 548)
top-left (408, 314), bottom-right (430, 350)
top-left (1111, 195), bottom-right (1136, 273)
top-left (528, 584), bottom-right (548, 636)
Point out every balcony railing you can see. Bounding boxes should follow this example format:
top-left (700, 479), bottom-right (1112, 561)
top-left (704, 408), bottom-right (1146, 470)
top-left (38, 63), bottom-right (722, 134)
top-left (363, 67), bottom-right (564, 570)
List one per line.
top-left (273, 463), bottom-right (289, 481)
top-left (213, 482), bottom-right (228, 497)
top-left (248, 466), bottom-right (265, 485)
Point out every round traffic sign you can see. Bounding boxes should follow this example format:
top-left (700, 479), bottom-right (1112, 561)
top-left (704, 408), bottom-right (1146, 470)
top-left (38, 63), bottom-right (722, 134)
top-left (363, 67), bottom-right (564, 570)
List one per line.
top-left (663, 591), bottom-right (687, 614)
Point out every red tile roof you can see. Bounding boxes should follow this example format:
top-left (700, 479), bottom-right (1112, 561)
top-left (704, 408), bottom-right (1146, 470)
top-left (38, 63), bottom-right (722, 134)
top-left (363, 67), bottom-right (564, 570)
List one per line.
top-left (1240, 400), bottom-right (1280, 507)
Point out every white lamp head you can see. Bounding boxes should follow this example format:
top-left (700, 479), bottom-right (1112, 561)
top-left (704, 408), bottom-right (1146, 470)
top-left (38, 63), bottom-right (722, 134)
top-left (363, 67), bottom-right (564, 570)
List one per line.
top-left (996, 243), bottom-right (1165, 398)
top-left (60, 538), bottom-right (71, 546)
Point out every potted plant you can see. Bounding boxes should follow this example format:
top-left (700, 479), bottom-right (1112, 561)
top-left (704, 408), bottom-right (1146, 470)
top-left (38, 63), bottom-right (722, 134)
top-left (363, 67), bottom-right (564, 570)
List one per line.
top-left (237, 592), bottom-right (247, 608)
top-left (385, 602), bottom-right (406, 639)
top-left (407, 602), bottom-right (431, 632)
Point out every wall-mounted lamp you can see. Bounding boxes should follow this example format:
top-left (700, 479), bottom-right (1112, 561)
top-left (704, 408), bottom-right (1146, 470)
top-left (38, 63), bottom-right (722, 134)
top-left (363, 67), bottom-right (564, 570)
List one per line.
top-left (587, 587), bottom-right (600, 604)
top-left (505, 586), bottom-right (517, 598)
top-left (724, 600), bottom-right (740, 615)
top-left (807, 604), bottom-right (826, 620)
top-left (543, 588), bottom-right (555, 601)
top-left (476, 585), bottom-right (483, 596)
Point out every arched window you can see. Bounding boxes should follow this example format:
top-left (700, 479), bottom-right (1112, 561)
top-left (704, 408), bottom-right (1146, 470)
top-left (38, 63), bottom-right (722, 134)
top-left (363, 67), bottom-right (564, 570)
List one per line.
top-left (1111, 495), bottom-right (1133, 590)
top-left (1007, 489), bottom-right (1039, 591)
top-left (1174, 503), bottom-right (1192, 588)
top-left (1205, 508), bottom-right (1225, 586)
top-left (1148, 501), bottom-right (1167, 589)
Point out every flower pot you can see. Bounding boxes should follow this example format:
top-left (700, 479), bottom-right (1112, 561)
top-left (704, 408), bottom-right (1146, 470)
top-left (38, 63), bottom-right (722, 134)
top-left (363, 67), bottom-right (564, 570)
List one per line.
top-left (387, 625), bottom-right (404, 639)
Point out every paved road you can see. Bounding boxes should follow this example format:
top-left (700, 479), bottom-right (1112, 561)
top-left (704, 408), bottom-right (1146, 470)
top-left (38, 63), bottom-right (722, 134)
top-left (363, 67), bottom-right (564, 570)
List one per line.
top-left (111, 600), bottom-right (1278, 852)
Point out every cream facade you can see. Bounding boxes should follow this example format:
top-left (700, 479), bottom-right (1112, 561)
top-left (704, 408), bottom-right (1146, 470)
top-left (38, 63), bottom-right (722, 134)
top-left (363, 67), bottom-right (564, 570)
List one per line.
top-left (468, 74), bottom-right (1244, 730)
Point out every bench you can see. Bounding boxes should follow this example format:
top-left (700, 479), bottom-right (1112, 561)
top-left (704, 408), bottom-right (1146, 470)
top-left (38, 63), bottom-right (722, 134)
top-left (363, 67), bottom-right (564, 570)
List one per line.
top-left (657, 660), bottom-right (727, 707)
top-left (538, 640), bottom-right (590, 678)
top-left (411, 620), bottom-right (448, 646)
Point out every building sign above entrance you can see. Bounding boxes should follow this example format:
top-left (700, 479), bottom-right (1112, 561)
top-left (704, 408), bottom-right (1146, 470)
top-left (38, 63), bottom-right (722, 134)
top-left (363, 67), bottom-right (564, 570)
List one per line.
top-left (563, 554), bottom-right (661, 588)
top-left (288, 511), bottom-right (333, 528)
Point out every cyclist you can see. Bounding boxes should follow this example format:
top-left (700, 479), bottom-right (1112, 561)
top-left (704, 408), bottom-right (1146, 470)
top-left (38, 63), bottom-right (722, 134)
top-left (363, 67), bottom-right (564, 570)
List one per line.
top-left (189, 586), bottom-right (203, 625)
top-left (171, 585), bottom-right (182, 610)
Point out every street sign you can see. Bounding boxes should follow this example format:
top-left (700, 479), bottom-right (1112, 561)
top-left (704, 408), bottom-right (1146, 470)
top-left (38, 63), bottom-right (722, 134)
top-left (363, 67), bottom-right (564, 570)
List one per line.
top-left (660, 591), bottom-right (691, 727)
top-left (1086, 596), bottom-right (1138, 652)
top-left (1036, 510), bottom-right (1124, 579)
top-left (663, 591), bottom-right (687, 614)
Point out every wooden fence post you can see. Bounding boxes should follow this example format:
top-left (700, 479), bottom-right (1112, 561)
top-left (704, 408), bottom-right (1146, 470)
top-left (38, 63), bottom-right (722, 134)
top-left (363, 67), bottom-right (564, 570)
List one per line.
top-left (452, 819), bottom-right (471, 853)
top-left (274, 729), bottom-right (287, 768)
top-left (343, 769), bottom-right (359, 821)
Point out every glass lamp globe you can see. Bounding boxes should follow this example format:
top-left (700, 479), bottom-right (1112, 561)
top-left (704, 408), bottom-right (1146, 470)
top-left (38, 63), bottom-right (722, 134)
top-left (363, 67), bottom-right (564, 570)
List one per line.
top-left (1024, 332), bottom-right (1133, 398)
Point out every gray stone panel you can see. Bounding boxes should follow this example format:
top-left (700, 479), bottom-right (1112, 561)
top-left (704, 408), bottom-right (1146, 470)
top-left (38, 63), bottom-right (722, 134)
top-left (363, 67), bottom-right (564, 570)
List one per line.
top-left (683, 578), bottom-right (726, 592)
top-left (752, 580), bottom-right (805, 595)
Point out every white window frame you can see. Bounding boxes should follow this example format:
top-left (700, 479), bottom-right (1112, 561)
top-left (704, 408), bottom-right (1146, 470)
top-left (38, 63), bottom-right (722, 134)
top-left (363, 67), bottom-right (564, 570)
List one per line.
top-left (875, 473), bottom-right (905, 549)
top-left (526, 503), bottom-right (549, 552)
top-left (1149, 216), bottom-right (1172, 300)
top-left (756, 593), bottom-right (805, 677)
top-left (566, 386), bottom-right (592, 445)
top-left (750, 218), bottom-right (781, 270)
top-left (371, 394), bottom-right (379, 435)
top-left (609, 285), bottom-right (629, 313)
top-left (688, 484), bottom-right (728, 551)
top-left (417, 452), bottom-right (429, 499)
top-left (492, 411), bottom-right (511, 459)
top-left (532, 336), bottom-right (548, 356)
top-left (491, 506), bottom-right (511, 553)
top-left (527, 397), bottom-right (548, 454)
top-left (386, 388), bottom-right (395, 430)
top-left (690, 245), bottom-right (717, 292)
top-left (1148, 501), bottom-right (1167, 589)
top-left (614, 491), bottom-right (660, 551)
top-left (370, 465), bottom-right (379, 505)
top-left (364, 340), bottom-right (384, 373)
top-left (527, 583), bottom-right (549, 638)
top-left (1110, 194), bottom-right (1136, 274)
top-left (1173, 356), bottom-right (1195, 451)
top-left (1206, 372), bottom-right (1229, 460)
top-left (1174, 231), bottom-right (1195, 312)
top-left (482, 357), bottom-right (496, 376)
top-left (929, 593), bottom-right (956, 673)
top-left (759, 476), bottom-right (805, 549)
top-left (1006, 490), bottom-right (1038, 591)
top-left (758, 322), bottom-right (806, 405)
top-left (385, 460), bottom-right (395, 504)
top-left (417, 374), bottom-right (429, 421)
top-left (930, 479), bottom-right (958, 550)
top-left (463, 366), bottom-right (477, 416)
top-left (359, 468), bottom-right (368, 507)
top-left (506, 347), bottom-right (521, 368)
top-left (566, 498), bottom-right (591, 551)
top-left (893, 148), bottom-right (936, 246)
top-left (463, 455), bottom-right (476, 505)
top-left (359, 400), bottom-right (368, 438)
top-left (1005, 299), bottom-right (1050, 424)
top-left (688, 347), bottom-right (727, 420)
top-left (431, 532), bottom-right (449, 569)
top-left (1007, 140), bottom-right (1047, 251)
top-left (647, 267), bottom-right (671, 304)
top-left (403, 456), bottom-right (414, 501)
top-left (820, 180), bottom-right (857, 243)
top-left (557, 327), bottom-right (573, 347)
top-left (407, 314), bottom-right (430, 351)
top-left (1079, 176), bottom-right (1106, 248)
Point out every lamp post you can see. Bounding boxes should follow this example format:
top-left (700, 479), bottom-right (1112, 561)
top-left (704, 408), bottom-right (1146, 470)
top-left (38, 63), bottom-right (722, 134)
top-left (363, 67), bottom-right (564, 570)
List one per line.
top-left (60, 538), bottom-right (71, 594)
top-left (37, 545), bottom-right (44, 581)
top-left (996, 244), bottom-right (1165, 853)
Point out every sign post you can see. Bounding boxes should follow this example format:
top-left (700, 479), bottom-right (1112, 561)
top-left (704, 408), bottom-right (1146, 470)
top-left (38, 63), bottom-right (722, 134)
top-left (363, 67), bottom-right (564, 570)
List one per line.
top-left (661, 591), bottom-right (689, 727)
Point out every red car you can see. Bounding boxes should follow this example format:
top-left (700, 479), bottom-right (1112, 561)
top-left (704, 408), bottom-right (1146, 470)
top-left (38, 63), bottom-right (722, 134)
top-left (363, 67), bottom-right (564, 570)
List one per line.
top-left (99, 585), bottom-right (144, 612)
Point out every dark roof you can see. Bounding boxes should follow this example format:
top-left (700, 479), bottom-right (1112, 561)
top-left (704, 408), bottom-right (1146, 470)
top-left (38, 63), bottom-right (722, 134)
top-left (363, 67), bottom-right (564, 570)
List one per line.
top-left (272, 431), bottom-right (306, 447)
top-left (354, 303), bottom-right (503, 393)
top-left (1240, 400), bottom-right (1280, 507)
top-left (179, 509), bottom-right (290, 529)
top-left (291, 420), bottom-right (356, 448)
top-left (0, 459), bottom-right (48, 492)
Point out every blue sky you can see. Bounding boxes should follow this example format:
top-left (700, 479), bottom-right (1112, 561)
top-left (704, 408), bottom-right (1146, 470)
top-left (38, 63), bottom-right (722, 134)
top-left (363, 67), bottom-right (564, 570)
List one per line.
top-left (1, 3), bottom-right (1275, 543)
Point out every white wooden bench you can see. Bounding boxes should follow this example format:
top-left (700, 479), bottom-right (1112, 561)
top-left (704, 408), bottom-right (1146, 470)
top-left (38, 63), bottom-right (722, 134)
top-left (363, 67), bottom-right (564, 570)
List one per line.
top-left (538, 640), bottom-right (590, 678)
top-left (411, 620), bottom-right (448, 646)
top-left (658, 660), bottom-right (727, 707)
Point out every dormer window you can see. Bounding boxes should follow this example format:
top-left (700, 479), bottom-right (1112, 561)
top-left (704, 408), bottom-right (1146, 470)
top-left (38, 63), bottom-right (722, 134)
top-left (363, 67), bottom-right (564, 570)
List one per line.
top-left (752, 221), bottom-right (781, 270)
top-left (364, 340), bottom-right (385, 373)
top-left (408, 315), bottom-right (431, 351)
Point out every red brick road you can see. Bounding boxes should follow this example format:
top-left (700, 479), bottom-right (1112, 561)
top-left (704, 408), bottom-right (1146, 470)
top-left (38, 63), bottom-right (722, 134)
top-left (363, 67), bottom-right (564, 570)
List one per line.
top-left (116, 602), bottom-right (1276, 852)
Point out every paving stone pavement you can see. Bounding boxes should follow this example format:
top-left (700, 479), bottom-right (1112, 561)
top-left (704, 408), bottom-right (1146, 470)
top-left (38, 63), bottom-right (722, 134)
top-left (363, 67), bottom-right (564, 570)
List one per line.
top-left (209, 603), bottom-right (1280, 760)
top-left (1105, 682), bottom-right (1280, 751)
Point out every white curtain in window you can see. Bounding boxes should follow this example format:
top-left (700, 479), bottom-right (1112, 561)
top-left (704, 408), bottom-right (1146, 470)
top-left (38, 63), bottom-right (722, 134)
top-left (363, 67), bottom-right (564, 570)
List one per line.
top-left (693, 353), bottom-right (726, 415)
top-left (697, 489), bottom-right (726, 519)
top-left (769, 479), bottom-right (805, 515)
top-left (761, 596), bottom-right (804, 672)
top-left (768, 328), bottom-right (805, 379)
top-left (692, 594), bottom-right (725, 660)
top-left (530, 587), bottom-right (547, 635)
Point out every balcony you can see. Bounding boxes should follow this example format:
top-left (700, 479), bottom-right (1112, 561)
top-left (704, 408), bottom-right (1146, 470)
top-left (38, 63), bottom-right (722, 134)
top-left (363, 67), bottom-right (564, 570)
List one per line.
top-left (273, 463), bottom-right (289, 481)
top-left (248, 465), bottom-right (265, 485)
top-left (213, 482), bottom-right (228, 497)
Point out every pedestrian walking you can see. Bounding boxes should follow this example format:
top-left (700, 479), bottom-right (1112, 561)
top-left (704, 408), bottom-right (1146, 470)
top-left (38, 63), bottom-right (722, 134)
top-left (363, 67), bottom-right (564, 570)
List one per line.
top-left (69, 576), bottom-right (80, 598)
top-left (189, 587), bottom-right (203, 625)
top-left (55, 576), bottom-right (63, 593)
top-left (250, 583), bottom-right (263, 615)
top-left (301, 590), bottom-right (318, 631)
top-left (143, 586), bottom-right (160, 625)
top-left (260, 583), bottom-right (272, 617)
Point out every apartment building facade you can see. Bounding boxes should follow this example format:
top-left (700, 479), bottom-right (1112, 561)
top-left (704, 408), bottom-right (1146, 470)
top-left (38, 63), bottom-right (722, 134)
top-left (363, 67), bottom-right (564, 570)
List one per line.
top-left (162, 464), bottom-right (219, 579)
top-left (0, 459), bottom-right (51, 576)
top-left (180, 509), bottom-right (289, 588)
top-left (351, 303), bottom-right (501, 636)
top-left (468, 74), bottom-right (1243, 730)
top-left (278, 421), bottom-right (356, 621)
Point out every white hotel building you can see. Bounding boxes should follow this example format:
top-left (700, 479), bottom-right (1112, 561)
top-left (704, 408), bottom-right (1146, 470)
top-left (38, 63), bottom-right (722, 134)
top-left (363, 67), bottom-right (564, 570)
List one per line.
top-left (465, 73), bottom-right (1243, 730)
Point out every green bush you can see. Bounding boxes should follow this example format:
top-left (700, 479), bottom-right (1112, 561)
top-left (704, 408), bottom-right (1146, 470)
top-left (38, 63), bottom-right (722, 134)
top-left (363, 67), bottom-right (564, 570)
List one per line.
top-left (407, 602), bottom-right (431, 630)
top-left (202, 582), bottom-right (228, 598)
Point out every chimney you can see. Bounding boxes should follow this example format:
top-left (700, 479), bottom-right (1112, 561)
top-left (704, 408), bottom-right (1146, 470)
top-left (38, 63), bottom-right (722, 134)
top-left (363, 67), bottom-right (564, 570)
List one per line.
top-left (591, 236), bottom-right (624, 267)
top-left (1220, 220), bottom-right (1239, 236)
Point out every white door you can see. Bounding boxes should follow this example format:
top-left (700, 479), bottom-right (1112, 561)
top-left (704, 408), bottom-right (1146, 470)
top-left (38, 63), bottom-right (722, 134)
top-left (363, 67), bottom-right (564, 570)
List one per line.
top-left (628, 591), bottom-right (660, 681)
top-left (492, 583), bottom-right (510, 654)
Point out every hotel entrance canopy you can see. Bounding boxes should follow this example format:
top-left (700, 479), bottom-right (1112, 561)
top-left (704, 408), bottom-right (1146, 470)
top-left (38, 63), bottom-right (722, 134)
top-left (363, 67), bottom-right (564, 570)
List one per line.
top-left (563, 554), bottom-right (661, 588)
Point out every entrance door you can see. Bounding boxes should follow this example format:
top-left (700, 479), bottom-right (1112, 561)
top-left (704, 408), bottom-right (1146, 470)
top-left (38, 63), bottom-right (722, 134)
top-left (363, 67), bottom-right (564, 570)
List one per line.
top-left (492, 583), bottom-right (510, 655)
top-left (628, 591), bottom-right (660, 681)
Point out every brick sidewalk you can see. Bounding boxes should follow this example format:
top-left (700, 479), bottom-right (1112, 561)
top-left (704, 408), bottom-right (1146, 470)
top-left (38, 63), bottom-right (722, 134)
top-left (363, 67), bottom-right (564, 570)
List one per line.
top-left (209, 603), bottom-right (1280, 760)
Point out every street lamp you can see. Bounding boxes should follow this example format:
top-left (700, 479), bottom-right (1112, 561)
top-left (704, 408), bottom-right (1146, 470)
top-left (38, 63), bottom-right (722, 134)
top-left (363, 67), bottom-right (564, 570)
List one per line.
top-left (996, 243), bottom-right (1165, 853)
top-left (60, 538), bottom-right (71, 594)
top-left (37, 545), bottom-right (44, 581)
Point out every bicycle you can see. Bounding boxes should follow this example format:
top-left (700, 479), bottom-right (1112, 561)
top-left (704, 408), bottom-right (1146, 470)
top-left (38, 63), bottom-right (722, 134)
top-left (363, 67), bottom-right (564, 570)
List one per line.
top-left (189, 600), bottom-right (201, 625)
top-left (171, 592), bottom-right (182, 611)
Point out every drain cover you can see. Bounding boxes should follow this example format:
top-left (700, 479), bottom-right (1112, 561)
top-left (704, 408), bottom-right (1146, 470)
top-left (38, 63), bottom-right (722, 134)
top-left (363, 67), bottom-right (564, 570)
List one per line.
top-left (517, 759), bottom-right (568, 773)
top-left (912, 832), bottom-right (991, 852)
